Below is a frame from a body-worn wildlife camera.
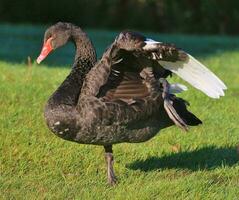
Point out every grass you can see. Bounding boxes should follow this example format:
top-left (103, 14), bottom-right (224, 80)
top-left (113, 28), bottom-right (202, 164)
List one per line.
top-left (0, 24), bottom-right (239, 200)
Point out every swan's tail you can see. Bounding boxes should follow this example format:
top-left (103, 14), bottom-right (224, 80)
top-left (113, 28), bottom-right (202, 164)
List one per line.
top-left (164, 96), bottom-right (202, 131)
top-left (160, 78), bottom-right (202, 131)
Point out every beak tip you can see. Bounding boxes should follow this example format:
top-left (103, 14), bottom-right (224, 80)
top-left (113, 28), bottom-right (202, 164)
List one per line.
top-left (37, 37), bottom-right (53, 65)
top-left (36, 55), bottom-right (44, 64)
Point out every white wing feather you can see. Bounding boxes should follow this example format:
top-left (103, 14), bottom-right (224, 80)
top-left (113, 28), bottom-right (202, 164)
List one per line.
top-left (158, 54), bottom-right (227, 99)
top-left (169, 83), bottom-right (188, 94)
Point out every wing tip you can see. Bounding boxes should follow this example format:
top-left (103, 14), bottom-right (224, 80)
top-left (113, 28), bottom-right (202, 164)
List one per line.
top-left (208, 88), bottom-right (227, 99)
top-left (185, 54), bottom-right (227, 99)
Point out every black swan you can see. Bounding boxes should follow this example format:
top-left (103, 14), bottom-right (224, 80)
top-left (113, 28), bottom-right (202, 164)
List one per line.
top-left (37, 22), bottom-right (226, 185)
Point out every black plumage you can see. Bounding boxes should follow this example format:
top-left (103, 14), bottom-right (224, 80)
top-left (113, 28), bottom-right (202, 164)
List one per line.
top-left (38, 22), bottom-right (203, 185)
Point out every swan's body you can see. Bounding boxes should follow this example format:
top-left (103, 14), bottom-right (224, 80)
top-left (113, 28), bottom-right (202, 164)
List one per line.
top-left (37, 22), bottom-right (226, 185)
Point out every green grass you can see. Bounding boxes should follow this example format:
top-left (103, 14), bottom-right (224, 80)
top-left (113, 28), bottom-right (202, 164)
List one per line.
top-left (0, 24), bottom-right (239, 200)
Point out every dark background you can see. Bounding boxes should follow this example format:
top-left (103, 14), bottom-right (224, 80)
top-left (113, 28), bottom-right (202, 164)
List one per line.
top-left (1, 0), bottom-right (239, 35)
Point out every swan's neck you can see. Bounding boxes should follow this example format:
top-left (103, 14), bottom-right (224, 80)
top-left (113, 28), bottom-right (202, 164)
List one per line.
top-left (71, 29), bottom-right (97, 64)
top-left (48, 59), bottom-right (94, 106)
top-left (47, 28), bottom-right (96, 107)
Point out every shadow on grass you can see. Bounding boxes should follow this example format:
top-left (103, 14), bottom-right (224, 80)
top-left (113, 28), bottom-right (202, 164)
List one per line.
top-left (127, 146), bottom-right (238, 172)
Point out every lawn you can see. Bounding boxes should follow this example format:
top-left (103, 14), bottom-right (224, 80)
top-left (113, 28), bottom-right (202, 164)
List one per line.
top-left (0, 24), bottom-right (239, 200)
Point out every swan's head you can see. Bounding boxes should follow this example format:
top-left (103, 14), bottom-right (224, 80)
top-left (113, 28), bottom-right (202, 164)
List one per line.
top-left (37, 22), bottom-right (72, 64)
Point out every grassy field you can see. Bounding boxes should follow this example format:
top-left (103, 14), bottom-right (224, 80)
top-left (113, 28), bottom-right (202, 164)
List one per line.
top-left (0, 24), bottom-right (239, 199)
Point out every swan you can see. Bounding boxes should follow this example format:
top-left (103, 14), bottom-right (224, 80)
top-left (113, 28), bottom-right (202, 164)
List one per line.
top-left (37, 22), bottom-right (226, 185)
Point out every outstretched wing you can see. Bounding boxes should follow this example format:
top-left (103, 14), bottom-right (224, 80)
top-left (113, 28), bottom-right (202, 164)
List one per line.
top-left (82, 30), bottom-right (227, 101)
top-left (110, 31), bottom-right (227, 99)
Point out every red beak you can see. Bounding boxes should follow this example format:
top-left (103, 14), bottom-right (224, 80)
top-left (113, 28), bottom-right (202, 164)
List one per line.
top-left (36, 37), bottom-right (53, 64)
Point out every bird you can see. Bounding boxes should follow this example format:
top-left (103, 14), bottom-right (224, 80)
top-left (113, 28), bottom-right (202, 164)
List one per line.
top-left (36, 22), bottom-right (227, 185)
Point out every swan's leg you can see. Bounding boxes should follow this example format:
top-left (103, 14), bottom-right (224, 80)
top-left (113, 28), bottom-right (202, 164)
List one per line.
top-left (104, 145), bottom-right (117, 185)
